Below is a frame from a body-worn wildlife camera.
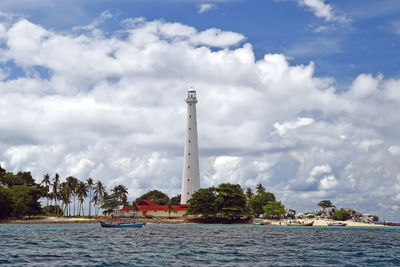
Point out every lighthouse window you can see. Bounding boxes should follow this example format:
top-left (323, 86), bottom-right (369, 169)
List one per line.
top-left (187, 192), bottom-right (189, 195)
top-left (189, 127), bottom-right (191, 130)
top-left (188, 166), bottom-right (190, 168)
top-left (189, 115), bottom-right (191, 118)
top-left (189, 140), bottom-right (191, 143)
top-left (190, 104), bottom-right (192, 106)
top-left (188, 179), bottom-right (190, 181)
top-left (188, 153), bottom-right (190, 155)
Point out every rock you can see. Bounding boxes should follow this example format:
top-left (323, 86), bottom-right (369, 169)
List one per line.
top-left (323, 206), bottom-right (338, 218)
top-left (296, 206), bottom-right (377, 223)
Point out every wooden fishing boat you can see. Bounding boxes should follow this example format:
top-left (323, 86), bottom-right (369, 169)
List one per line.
top-left (99, 221), bottom-right (145, 228)
top-left (286, 220), bottom-right (314, 226)
top-left (384, 222), bottom-right (400, 226)
top-left (327, 222), bottom-right (347, 226)
top-left (254, 219), bottom-right (266, 225)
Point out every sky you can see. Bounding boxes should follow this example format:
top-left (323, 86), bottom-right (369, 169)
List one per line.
top-left (0, 0), bottom-right (400, 219)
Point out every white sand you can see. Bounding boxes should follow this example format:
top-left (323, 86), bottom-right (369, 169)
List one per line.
top-left (263, 219), bottom-right (384, 227)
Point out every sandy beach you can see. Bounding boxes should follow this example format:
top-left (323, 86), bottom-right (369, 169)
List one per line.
top-left (0, 217), bottom-right (99, 224)
top-left (0, 217), bottom-right (390, 227)
top-left (263, 219), bottom-right (385, 227)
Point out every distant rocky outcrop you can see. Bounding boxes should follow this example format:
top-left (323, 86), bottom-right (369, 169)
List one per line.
top-left (297, 206), bottom-right (377, 223)
top-left (340, 208), bottom-right (376, 223)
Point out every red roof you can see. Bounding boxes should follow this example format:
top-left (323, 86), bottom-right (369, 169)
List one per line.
top-left (137, 199), bottom-right (188, 211)
top-left (117, 200), bottom-right (188, 212)
top-left (119, 205), bottom-right (132, 212)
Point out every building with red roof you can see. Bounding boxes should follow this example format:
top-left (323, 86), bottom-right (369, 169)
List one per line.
top-left (115, 199), bottom-right (188, 217)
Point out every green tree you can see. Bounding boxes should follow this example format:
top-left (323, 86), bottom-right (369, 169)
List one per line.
top-left (112, 184), bottom-right (129, 206)
top-left (9, 185), bottom-right (43, 218)
top-left (256, 183), bottom-right (265, 194)
top-left (130, 201), bottom-right (138, 211)
top-left (248, 192), bottom-right (276, 217)
top-left (42, 205), bottom-right (63, 216)
top-left (41, 173), bottom-right (51, 207)
top-left (52, 173), bottom-right (61, 216)
top-left (0, 186), bottom-right (11, 218)
top-left (0, 165), bottom-right (6, 179)
top-left (94, 181), bottom-right (106, 216)
top-left (187, 187), bottom-right (218, 219)
top-left (136, 190), bottom-right (170, 205)
top-left (86, 178), bottom-right (94, 217)
top-left (263, 201), bottom-right (286, 217)
top-left (287, 209), bottom-right (296, 219)
top-left (92, 195), bottom-right (99, 216)
top-left (216, 183), bottom-right (247, 220)
top-left (318, 200), bottom-right (335, 209)
top-left (0, 173), bottom-right (17, 187)
top-left (77, 181), bottom-right (88, 216)
top-left (331, 209), bottom-right (351, 221)
top-left (245, 188), bottom-right (254, 199)
top-left (101, 193), bottom-right (119, 215)
top-left (59, 182), bottom-right (71, 216)
top-left (1, 171), bottom-right (36, 187)
top-left (170, 194), bottom-right (181, 205)
top-left (187, 184), bottom-right (249, 220)
top-left (168, 201), bottom-right (176, 218)
top-left (66, 176), bottom-right (79, 216)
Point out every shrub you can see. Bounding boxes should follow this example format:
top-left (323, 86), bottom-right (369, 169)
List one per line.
top-left (316, 210), bottom-right (324, 216)
top-left (318, 200), bottom-right (335, 209)
top-left (145, 214), bottom-right (153, 219)
top-left (42, 205), bottom-right (63, 216)
top-left (286, 213), bottom-right (295, 219)
top-left (307, 214), bottom-right (314, 219)
top-left (331, 209), bottom-right (351, 221)
top-left (372, 215), bottom-right (379, 222)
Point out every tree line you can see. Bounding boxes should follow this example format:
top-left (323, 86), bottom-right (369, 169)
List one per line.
top-left (0, 165), bottom-right (129, 219)
top-left (0, 164), bottom-right (286, 221)
top-left (40, 173), bottom-right (128, 217)
top-left (186, 183), bottom-right (286, 220)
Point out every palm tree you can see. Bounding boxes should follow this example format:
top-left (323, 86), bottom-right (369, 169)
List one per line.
top-left (53, 173), bottom-right (60, 216)
top-left (59, 182), bottom-right (70, 216)
top-left (94, 181), bottom-right (106, 216)
top-left (41, 173), bottom-right (51, 207)
top-left (168, 201), bottom-right (175, 218)
top-left (245, 188), bottom-right (254, 199)
top-left (77, 181), bottom-right (88, 216)
top-left (92, 195), bottom-right (99, 216)
top-left (60, 182), bottom-right (71, 216)
top-left (256, 183), bottom-right (265, 194)
top-left (86, 178), bottom-right (94, 217)
top-left (112, 185), bottom-right (128, 206)
top-left (66, 176), bottom-right (78, 216)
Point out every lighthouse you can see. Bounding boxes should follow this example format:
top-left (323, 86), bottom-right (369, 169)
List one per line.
top-left (181, 89), bottom-right (200, 204)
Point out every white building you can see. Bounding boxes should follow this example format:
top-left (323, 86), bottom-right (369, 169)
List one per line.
top-left (180, 89), bottom-right (200, 204)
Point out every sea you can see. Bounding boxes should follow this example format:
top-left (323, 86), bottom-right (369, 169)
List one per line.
top-left (1, 223), bottom-right (400, 266)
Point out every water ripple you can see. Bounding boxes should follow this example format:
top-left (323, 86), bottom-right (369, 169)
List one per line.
top-left (1, 224), bottom-right (400, 266)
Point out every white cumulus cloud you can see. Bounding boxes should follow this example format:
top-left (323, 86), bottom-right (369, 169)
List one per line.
top-left (198, 3), bottom-right (217, 13)
top-left (273, 117), bottom-right (314, 136)
top-left (298, 0), bottom-right (349, 23)
top-left (389, 145), bottom-right (400, 156)
top-left (0, 13), bottom-right (400, 220)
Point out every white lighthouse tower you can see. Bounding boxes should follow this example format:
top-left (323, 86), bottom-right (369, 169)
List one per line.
top-left (181, 89), bottom-right (200, 204)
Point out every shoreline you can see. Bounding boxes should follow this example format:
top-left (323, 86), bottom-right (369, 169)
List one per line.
top-left (263, 219), bottom-right (386, 227)
top-left (0, 217), bottom-right (392, 227)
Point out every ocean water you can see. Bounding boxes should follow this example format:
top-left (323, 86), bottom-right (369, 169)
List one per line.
top-left (1, 224), bottom-right (400, 266)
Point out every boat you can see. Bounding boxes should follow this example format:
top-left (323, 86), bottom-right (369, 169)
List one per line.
top-left (254, 219), bottom-right (266, 225)
top-left (384, 222), bottom-right (400, 226)
top-left (286, 220), bottom-right (314, 226)
top-left (327, 221), bottom-right (347, 226)
top-left (99, 221), bottom-right (145, 228)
